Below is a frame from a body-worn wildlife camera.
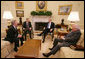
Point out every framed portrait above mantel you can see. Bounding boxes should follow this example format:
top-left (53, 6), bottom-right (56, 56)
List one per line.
top-left (15, 1), bottom-right (24, 9)
top-left (16, 10), bottom-right (24, 17)
top-left (36, 1), bottom-right (47, 11)
top-left (58, 5), bottom-right (72, 15)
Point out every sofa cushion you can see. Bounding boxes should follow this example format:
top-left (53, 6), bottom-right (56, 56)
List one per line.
top-left (60, 47), bottom-right (84, 58)
top-left (1, 40), bottom-right (10, 49)
top-left (1, 40), bottom-right (14, 58)
top-left (1, 31), bottom-right (6, 38)
top-left (76, 30), bottom-right (84, 47)
top-left (80, 39), bottom-right (84, 47)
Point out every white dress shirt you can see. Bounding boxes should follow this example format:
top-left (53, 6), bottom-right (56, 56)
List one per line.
top-left (13, 25), bottom-right (17, 30)
top-left (26, 22), bottom-right (29, 28)
top-left (47, 22), bottom-right (51, 29)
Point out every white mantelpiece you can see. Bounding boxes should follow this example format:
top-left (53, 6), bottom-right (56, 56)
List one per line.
top-left (31, 16), bottom-right (51, 31)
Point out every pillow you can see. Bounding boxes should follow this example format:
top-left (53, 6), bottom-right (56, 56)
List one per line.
top-left (76, 31), bottom-right (84, 46)
top-left (70, 45), bottom-right (84, 51)
top-left (80, 38), bottom-right (84, 48)
top-left (70, 30), bottom-right (84, 51)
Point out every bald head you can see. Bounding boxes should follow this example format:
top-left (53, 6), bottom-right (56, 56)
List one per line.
top-left (72, 24), bottom-right (80, 31)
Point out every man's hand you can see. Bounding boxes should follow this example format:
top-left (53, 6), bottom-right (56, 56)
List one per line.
top-left (23, 28), bottom-right (25, 30)
top-left (61, 36), bottom-right (65, 40)
top-left (18, 34), bottom-right (22, 38)
top-left (50, 29), bottom-right (52, 32)
top-left (29, 28), bottom-right (31, 30)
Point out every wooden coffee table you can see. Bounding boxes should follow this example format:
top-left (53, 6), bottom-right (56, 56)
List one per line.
top-left (15, 39), bottom-right (41, 58)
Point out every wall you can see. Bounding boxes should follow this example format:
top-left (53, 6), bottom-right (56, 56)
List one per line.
top-left (1, 1), bottom-right (84, 33)
top-left (47, 1), bottom-right (84, 29)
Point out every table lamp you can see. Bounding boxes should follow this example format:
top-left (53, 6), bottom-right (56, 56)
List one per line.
top-left (67, 11), bottom-right (80, 31)
top-left (3, 11), bottom-right (13, 28)
top-left (67, 11), bottom-right (80, 23)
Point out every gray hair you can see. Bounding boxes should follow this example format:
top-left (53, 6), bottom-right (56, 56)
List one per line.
top-left (72, 24), bottom-right (80, 30)
top-left (26, 18), bottom-right (29, 20)
top-left (11, 20), bottom-right (17, 25)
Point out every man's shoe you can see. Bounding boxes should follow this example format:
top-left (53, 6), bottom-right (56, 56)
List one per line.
top-left (53, 53), bottom-right (56, 55)
top-left (42, 53), bottom-right (51, 57)
top-left (49, 48), bottom-right (52, 50)
top-left (42, 41), bottom-right (44, 43)
top-left (14, 48), bottom-right (18, 52)
top-left (37, 34), bottom-right (41, 36)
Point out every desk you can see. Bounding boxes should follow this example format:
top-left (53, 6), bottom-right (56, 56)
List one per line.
top-left (15, 39), bottom-right (41, 58)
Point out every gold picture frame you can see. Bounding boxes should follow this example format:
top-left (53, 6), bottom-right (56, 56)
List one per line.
top-left (16, 10), bottom-right (24, 17)
top-left (36, 1), bottom-right (47, 11)
top-left (15, 1), bottom-right (24, 9)
top-left (58, 5), bottom-right (72, 15)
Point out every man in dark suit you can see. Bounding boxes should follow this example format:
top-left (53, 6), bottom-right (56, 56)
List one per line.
top-left (43, 24), bottom-right (81, 57)
top-left (37, 18), bottom-right (55, 43)
top-left (22, 18), bottom-right (32, 40)
top-left (4, 20), bottom-right (24, 52)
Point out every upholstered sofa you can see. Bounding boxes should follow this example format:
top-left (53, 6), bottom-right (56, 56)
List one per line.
top-left (50, 30), bottom-right (84, 58)
top-left (1, 31), bottom-right (14, 58)
top-left (1, 29), bottom-right (84, 58)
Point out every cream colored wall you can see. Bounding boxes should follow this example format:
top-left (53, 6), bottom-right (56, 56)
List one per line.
top-left (47, 1), bottom-right (84, 29)
top-left (1, 1), bottom-right (84, 33)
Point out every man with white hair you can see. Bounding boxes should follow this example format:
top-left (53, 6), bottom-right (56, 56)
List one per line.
top-left (4, 20), bottom-right (24, 52)
top-left (43, 24), bottom-right (81, 57)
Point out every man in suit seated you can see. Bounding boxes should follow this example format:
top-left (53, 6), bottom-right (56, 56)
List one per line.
top-left (37, 18), bottom-right (55, 43)
top-left (43, 24), bottom-right (81, 57)
top-left (4, 20), bottom-right (24, 52)
top-left (22, 18), bottom-right (32, 40)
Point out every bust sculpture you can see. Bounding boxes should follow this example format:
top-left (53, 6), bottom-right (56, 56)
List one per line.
top-left (61, 19), bottom-right (64, 25)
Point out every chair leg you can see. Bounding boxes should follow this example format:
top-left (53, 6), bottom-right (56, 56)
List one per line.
top-left (25, 34), bottom-right (27, 41)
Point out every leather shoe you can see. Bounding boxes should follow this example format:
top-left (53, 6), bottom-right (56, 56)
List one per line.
top-left (14, 48), bottom-right (18, 52)
top-left (37, 34), bottom-right (41, 36)
top-left (42, 41), bottom-right (44, 43)
top-left (43, 53), bottom-right (50, 57)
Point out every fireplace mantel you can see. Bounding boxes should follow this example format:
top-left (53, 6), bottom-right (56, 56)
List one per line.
top-left (32, 16), bottom-right (51, 22)
top-left (31, 16), bottom-right (51, 31)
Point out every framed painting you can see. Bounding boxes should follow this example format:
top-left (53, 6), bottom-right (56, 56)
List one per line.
top-left (16, 10), bottom-right (24, 17)
top-left (58, 5), bottom-right (72, 15)
top-left (15, 1), bottom-right (24, 9)
top-left (36, 1), bottom-right (47, 11)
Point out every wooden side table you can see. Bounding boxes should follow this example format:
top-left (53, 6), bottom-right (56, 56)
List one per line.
top-left (57, 29), bottom-right (69, 38)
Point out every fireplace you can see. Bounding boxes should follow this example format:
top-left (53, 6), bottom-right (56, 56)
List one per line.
top-left (35, 22), bottom-right (47, 31)
top-left (31, 16), bottom-right (50, 31)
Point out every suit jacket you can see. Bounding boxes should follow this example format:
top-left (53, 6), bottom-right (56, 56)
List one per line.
top-left (45, 22), bottom-right (55, 31)
top-left (64, 30), bottom-right (81, 45)
top-left (4, 25), bottom-right (18, 43)
top-left (23, 21), bottom-right (32, 29)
